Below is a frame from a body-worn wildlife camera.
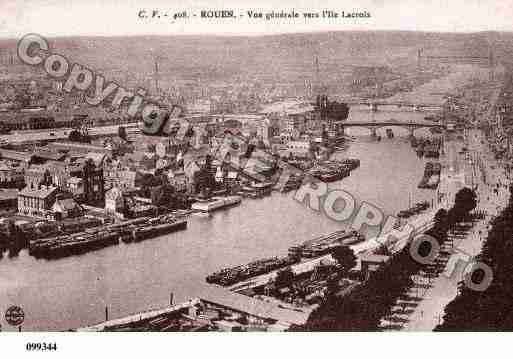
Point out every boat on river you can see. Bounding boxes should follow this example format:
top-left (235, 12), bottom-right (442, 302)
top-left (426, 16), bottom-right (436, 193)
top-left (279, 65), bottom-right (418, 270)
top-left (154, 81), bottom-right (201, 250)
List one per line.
top-left (131, 219), bottom-right (187, 242)
top-left (191, 196), bottom-right (242, 212)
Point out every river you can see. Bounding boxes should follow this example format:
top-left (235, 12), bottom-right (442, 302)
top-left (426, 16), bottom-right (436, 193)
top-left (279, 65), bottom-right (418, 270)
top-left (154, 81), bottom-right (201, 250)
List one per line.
top-left (0, 105), bottom-right (445, 331)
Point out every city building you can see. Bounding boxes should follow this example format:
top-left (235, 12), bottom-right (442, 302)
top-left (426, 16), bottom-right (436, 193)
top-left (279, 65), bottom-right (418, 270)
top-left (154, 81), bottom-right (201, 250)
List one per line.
top-left (46, 142), bottom-right (112, 156)
top-left (0, 189), bottom-right (19, 212)
top-left (0, 149), bottom-right (34, 165)
top-left (23, 155), bottom-right (105, 205)
top-left (52, 196), bottom-right (83, 220)
top-left (107, 169), bottom-right (144, 191)
top-left (0, 162), bottom-right (24, 188)
top-left (105, 187), bottom-right (126, 215)
top-left (286, 140), bottom-right (312, 158)
top-left (73, 159), bottom-right (105, 205)
top-left (260, 100), bottom-right (314, 134)
top-left (155, 138), bottom-right (189, 158)
top-left (167, 170), bottom-right (188, 192)
top-left (17, 185), bottom-right (58, 219)
top-left (24, 165), bottom-right (53, 190)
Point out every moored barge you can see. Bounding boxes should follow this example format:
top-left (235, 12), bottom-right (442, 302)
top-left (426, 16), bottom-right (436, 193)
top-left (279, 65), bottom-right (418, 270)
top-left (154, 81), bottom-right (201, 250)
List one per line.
top-left (191, 196), bottom-right (242, 212)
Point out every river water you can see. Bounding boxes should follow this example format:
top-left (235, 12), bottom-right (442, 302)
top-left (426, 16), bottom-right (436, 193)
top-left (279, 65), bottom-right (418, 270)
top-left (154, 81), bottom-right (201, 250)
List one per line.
top-left (0, 107), bottom-right (440, 331)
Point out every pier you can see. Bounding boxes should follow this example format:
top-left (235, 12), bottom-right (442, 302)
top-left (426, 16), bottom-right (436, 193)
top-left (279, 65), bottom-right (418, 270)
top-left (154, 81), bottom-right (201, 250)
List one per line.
top-left (77, 285), bottom-right (311, 332)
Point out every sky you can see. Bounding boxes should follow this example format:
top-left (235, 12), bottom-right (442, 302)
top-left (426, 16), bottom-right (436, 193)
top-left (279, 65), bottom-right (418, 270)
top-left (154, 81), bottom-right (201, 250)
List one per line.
top-left (1, 0), bottom-right (513, 38)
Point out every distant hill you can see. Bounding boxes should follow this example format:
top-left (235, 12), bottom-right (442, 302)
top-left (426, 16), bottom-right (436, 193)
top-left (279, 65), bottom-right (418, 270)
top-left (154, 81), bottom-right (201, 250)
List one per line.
top-left (1, 31), bottom-right (512, 89)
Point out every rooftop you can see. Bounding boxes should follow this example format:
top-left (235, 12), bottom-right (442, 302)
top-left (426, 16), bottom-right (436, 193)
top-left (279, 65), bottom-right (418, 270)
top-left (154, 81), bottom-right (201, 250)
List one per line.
top-left (53, 198), bottom-right (81, 211)
top-left (47, 142), bottom-right (110, 154)
top-left (197, 285), bottom-right (309, 326)
top-left (0, 189), bottom-right (19, 200)
top-left (0, 149), bottom-right (34, 162)
top-left (19, 186), bottom-right (58, 199)
top-left (32, 150), bottom-right (67, 162)
top-left (360, 253), bottom-right (392, 264)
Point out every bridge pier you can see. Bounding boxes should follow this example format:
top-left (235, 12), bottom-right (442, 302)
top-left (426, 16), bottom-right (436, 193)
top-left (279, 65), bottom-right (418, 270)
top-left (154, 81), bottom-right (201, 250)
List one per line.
top-left (407, 127), bottom-right (415, 138)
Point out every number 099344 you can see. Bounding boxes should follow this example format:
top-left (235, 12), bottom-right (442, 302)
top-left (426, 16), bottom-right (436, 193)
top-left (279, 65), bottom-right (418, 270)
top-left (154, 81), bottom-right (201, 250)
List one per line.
top-left (26, 342), bottom-right (57, 351)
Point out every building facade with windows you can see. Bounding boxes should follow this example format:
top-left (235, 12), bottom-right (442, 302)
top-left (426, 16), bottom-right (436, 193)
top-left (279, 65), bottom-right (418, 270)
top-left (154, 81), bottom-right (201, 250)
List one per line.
top-left (17, 186), bottom-right (58, 219)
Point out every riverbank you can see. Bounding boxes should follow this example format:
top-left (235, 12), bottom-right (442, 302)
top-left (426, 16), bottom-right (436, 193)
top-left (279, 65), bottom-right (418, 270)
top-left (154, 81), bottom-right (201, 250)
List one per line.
top-left (0, 128), bottom-right (437, 331)
top-left (380, 129), bottom-right (509, 331)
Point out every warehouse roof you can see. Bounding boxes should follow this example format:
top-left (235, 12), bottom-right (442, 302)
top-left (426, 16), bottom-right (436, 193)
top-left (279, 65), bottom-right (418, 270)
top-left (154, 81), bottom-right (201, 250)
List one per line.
top-left (197, 285), bottom-right (309, 326)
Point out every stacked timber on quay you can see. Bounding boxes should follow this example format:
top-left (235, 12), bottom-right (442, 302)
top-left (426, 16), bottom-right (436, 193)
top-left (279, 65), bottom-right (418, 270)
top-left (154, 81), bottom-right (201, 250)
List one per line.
top-left (288, 230), bottom-right (364, 259)
top-left (206, 256), bottom-right (298, 286)
top-left (396, 201), bottom-right (431, 219)
top-left (206, 229), bottom-right (365, 287)
top-left (418, 162), bottom-right (441, 189)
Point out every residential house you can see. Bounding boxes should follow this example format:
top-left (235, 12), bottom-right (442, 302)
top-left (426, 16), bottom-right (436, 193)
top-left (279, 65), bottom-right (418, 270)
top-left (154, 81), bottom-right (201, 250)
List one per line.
top-left (122, 151), bottom-right (157, 171)
top-left (224, 171), bottom-right (239, 189)
top-left (286, 140), bottom-right (312, 158)
top-left (155, 138), bottom-right (189, 158)
top-left (167, 170), bottom-right (188, 192)
top-left (110, 169), bottom-right (144, 190)
top-left (52, 196), bottom-right (83, 220)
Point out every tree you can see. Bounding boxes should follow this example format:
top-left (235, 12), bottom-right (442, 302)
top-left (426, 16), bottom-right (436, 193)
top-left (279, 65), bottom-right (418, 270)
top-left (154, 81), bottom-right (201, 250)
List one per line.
top-left (450, 187), bottom-right (478, 223)
top-left (68, 129), bottom-right (82, 142)
top-left (150, 184), bottom-right (177, 208)
top-left (331, 245), bottom-right (357, 274)
top-left (14, 91), bottom-right (30, 108)
top-left (68, 129), bottom-right (91, 143)
top-left (434, 208), bottom-right (448, 226)
top-left (454, 187), bottom-right (477, 214)
top-left (436, 183), bottom-right (513, 331)
top-left (118, 126), bottom-right (128, 141)
top-left (429, 208), bottom-right (449, 244)
top-left (274, 267), bottom-right (294, 288)
top-left (325, 276), bottom-right (341, 297)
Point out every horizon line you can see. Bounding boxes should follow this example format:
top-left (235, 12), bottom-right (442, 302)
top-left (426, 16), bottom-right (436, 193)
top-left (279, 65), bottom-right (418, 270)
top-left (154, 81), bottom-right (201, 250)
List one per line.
top-left (0, 28), bottom-right (511, 41)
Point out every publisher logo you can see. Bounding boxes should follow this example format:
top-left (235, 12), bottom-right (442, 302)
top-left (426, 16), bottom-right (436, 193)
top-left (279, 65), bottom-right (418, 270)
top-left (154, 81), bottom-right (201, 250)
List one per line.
top-left (5, 305), bottom-right (25, 326)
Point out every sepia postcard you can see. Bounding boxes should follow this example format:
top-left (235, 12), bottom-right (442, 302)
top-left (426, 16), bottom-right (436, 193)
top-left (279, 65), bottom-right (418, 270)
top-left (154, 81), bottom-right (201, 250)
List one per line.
top-left (1, 0), bottom-right (513, 357)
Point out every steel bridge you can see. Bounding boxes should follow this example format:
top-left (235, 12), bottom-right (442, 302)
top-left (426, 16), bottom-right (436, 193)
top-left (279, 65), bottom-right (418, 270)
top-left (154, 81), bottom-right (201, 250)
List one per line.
top-left (341, 118), bottom-right (445, 137)
top-left (343, 100), bottom-right (444, 112)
